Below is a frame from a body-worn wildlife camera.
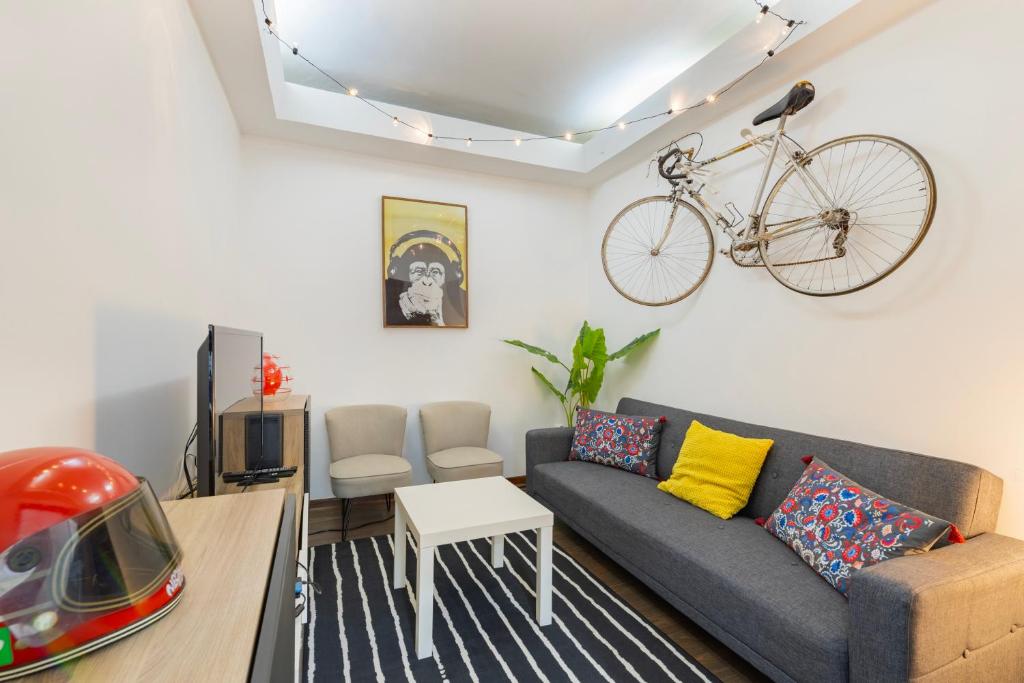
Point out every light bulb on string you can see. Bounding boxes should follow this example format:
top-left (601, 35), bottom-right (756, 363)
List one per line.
top-left (253, 5), bottom-right (806, 152)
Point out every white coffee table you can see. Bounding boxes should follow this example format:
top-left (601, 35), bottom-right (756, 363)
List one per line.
top-left (392, 476), bottom-right (554, 659)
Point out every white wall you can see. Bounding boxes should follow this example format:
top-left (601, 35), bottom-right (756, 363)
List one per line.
top-left (233, 137), bottom-right (588, 499)
top-left (4, 0), bottom-right (1020, 540)
top-left (0, 1), bottom-right (240, 495)
top-left (585, 0), bottom-right (1024, 537)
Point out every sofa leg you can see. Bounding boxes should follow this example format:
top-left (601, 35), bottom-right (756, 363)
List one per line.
top-left (385, 493), bottom-right (392, 512)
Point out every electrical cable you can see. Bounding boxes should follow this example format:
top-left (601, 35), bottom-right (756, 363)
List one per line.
top-left (178, 423), bottom-right (198, 499)
top-left (310, 513), bottom-right (395, 536)
top-left (257, 0), bottom-right (807, 146)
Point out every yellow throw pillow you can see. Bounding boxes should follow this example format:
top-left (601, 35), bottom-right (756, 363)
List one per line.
top-left (657, 420), bottom-right (774, 519)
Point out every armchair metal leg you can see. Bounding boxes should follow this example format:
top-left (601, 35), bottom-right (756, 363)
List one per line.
top-left (341, 498), bottom-right (353, 541)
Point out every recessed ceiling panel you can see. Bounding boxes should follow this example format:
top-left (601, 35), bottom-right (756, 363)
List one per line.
top-left (276, 0), bottom-right (753, 138)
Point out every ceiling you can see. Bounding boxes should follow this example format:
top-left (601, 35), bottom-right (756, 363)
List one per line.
top-left (277, 0), bottom-right (754, 139)
top-left (187, 0), bottom-right (921, 187)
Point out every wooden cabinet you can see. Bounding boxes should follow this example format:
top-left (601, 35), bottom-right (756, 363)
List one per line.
top-left (216, 395), bottom-right (309, 536)
top-left (22, 490), bottom-right (297, 682)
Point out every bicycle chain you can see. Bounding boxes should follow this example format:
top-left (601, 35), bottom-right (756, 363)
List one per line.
top-left (729, 248), bottom-right (844, 269)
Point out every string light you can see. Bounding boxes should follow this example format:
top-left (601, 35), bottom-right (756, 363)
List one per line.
top-left (257, 0), bottom-right (806, 147)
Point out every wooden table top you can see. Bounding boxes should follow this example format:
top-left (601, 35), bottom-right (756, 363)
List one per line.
top-left (19, 489), bottom-right (285, 682)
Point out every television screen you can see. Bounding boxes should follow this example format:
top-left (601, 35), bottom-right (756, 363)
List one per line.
top-left (196, 325), bottom-right (263, 496)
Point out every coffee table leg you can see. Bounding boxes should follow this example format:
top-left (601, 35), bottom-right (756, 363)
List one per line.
top-left (535, 526), bottom-right (552, 626)
top-left (415, 545), bottom-right (435, 659)
top-left (393, 503), bottom-right (406, 589)
top-left (491, 535), bottom-right (504, 568)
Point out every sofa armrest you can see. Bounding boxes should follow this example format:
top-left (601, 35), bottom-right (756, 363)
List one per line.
top-left (849, 533), bottom-right (1024, 682)
top-left (525, 427), bottom-right (573, 494)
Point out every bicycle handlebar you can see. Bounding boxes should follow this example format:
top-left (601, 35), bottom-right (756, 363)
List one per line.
top-left (658, 148), bottom-right (694, 181)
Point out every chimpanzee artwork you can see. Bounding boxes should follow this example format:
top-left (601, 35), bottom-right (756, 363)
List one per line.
top-left (382, 197), bottom-right (468, 328)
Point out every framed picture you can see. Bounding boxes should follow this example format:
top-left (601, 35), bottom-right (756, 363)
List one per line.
top-left (382, 196), bottom-right (469, 328)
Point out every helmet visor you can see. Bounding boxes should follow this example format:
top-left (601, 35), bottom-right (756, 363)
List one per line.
top-left (0, 480), bottom-right (182, 619)
top-left (55, 479), bottom-right (181, 611)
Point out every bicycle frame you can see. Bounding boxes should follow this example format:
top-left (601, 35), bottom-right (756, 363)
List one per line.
top-left (658, 114), bottom-right (834, 252)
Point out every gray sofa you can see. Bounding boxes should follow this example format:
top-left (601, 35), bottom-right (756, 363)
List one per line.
top-left (526, 397), bottom-right (1024, 683)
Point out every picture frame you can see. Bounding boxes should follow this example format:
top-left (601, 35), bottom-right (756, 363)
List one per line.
top-left (381, 196), bottom-right (469, 328)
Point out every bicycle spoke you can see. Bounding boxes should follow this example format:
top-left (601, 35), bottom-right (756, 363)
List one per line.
top-left (759, 135), bottom-right (933, 295)
top-left (602, 197), bottom-right (713, 305)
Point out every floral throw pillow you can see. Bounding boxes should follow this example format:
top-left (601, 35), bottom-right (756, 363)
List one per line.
top-left (765, 458), bottom-right (963, 596)
top-left (569, 408), bottom-right (665, 478)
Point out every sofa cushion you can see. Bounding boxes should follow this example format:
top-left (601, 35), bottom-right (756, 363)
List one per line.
top-left (766, 459), bottom-right (961, 596)
top-left (616, 397), bottom-right (1003, 538)
top-left (658, 420), bottom-right (774, 519)
top-left (532, 460), bottom-right (850, 683)
top-left (570, 408), bottom-right (664, 478)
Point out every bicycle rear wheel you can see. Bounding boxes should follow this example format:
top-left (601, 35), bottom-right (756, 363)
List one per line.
top-left (759, 135), bottom-right (935, 295)
top-left (602, 196), bottom-right (713, 306)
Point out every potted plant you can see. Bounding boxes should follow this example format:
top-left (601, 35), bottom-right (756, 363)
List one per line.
top-left (503, 322), bottom-right (659, 426)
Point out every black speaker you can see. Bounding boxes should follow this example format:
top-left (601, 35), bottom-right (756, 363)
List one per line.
top-left (246, 413), bottom-right (283, 470)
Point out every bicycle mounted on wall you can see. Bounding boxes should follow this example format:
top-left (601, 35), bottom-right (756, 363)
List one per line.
top-left (601, 81), bottom-right (936, 304)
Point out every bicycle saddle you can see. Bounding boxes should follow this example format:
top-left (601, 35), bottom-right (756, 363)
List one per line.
top-left (752, 81), bottom-right (815, 126)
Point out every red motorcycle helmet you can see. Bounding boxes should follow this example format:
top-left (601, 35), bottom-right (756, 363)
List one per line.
top-left (0, 448), bottom-right (184, 680)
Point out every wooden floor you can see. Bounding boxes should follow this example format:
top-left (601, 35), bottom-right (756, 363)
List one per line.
top-left (309, 496), bottom-right (767, 683)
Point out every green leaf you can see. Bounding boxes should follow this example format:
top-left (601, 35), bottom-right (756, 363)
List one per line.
top-left (570, 322), bottom-right (608, 406)
top-left (530, 367), bottom-right (568, 404)
top-left (608, 328), bottom-right (660, 361)
top-left (580, 336), bottom-right (607, 404)
top-left (502, 339), bottom-right (564, 366)
top-left (505, 323), bottom-right (656, 425)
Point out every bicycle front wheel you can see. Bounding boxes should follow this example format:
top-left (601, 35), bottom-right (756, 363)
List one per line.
top-left (759, 135), bottom-right (935, 296)
top-left (602, 196), bottom-right (714, 306)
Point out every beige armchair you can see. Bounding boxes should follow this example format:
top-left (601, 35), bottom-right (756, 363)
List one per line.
top-left (325, 404), bottom-right (412, 539)
top-left (419, 401), bottom-right (503, 483)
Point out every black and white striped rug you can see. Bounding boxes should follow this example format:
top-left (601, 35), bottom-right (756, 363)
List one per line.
top-left (303, 530), bottom-right (718, 683)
